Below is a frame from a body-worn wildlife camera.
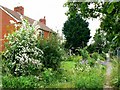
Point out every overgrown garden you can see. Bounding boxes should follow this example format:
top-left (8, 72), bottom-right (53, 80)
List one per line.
top-left (1, 1), bottom-right (120, 89)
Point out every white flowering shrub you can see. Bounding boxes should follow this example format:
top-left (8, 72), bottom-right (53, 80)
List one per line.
top-left (3, 19), bottom-right (43, 76)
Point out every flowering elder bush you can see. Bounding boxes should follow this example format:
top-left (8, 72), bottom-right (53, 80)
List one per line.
top-left (3, 19), bottom-right (43, 76)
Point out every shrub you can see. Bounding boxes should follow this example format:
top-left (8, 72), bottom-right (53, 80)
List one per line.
top-left (42, 68), bottom-right (54, 84)
top-left (79, 48), bottom-right (90, 60)
top-left (75, 65), bottom-right (105, 89)
top-left (75, 73), bottom-right (104, 89)
top-left (37, 35), bottom-right (65, 70)
top-left (66, 55), bottom-right (82, 62)
top-left (100, 52), bottom-right (106, 60)
top-left (92, 52), bottom-right (106, 61)
top-left (2, 74), bottom-right (44, 88)
top-left (87, 57), bottom-right (96, 67)
top-left (92, 52), bottom-right (99, 60)
top-left (3, 19), bottom-right (43, 76)
top-left (110, 57), bottom-right (120, 88)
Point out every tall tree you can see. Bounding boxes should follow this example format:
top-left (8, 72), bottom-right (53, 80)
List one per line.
top-left (93, 29), bottom-right (109, 53)
top-left (64, 1), bottom-right (120, 51)
top-left (62, 14), bottom-right (91, 51)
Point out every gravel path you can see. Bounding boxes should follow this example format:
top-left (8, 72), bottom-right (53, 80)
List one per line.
top-left (104, 53), bottom-right (113, 89)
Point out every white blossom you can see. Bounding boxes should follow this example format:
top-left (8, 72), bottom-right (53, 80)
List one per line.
top-left (10, 20), bottom-right (16, 24)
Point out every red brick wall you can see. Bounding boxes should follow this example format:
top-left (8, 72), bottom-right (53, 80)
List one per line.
top-left (0, 9), bottom-right (2, 51)
top-left (44, 31), bottom-right (50, 38)
top-left (0, 9), bottom-right (51, 52)
top-left (0, 9), bottom-right (17, 52)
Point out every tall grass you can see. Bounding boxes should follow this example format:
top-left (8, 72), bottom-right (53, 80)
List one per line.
top-left (110, 56), bottom-right (120, 88)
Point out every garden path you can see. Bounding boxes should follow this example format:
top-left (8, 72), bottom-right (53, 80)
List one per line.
top-left (104, 53), bottom-right (113, 89)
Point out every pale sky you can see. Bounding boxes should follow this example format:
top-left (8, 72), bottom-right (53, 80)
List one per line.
top-left (0, 0), bottom-right (100, 44)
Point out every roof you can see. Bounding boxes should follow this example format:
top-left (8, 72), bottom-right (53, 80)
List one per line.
top-left (0, 5), bottom-right (53, 32)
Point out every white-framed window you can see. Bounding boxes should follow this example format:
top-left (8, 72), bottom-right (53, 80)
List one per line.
top-left (37, 28), bottom-right (44, 38)
top-left (41, 30), bottom-right (44, 38)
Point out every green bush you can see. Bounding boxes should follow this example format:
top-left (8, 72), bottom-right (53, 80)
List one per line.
top-left (92, 52), bottom-right (99, 60)
top-left (75, 73), bottom-right (104, 89)
top-left (2, 74), bottom-right (45, 88)
top-left (37, 35), bottom-right (65, 70)
top-left (79, 48), bottom-right (90, 60)
top-left (111, 75), bottom-right (120, 88)
top-left (99, 55), bottom-right (106, 61)
top-left (2, 19), bottom-right (65, 77)
top-left (42, 68), bottom-right (54, 84)
top-left (110, 57), bottom-right (120, 88)
top-left (75, 65), bottom-right (105, 89)
top-left (3, 20), bottom-right (43, 76)
top-left (92, 52), bottom-right (106, 61)
top-left (2, 69), bottom-right (65, 88)
top-left (74, 54), bottom-right (106, 88)
top-left (87, 57), bottom-right (96, 67)
top-left (100, 52), bottom-right (106, 60)
top-left (66, 55), bottom-right (82, 62)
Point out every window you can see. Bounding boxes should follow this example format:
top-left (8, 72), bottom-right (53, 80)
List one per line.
top-left (37, 28), bottom-right (44, 38)
top-left (41, 31), bottom-right (44, 38)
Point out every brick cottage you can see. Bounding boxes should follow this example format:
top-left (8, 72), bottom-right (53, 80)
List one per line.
top-left (0, 5), bottom-right (54, 52)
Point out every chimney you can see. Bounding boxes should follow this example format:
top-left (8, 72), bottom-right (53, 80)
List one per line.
top-left (14, 6), bottom-right (24, 15)
top-left (39, 16), bottom-right (46, 25)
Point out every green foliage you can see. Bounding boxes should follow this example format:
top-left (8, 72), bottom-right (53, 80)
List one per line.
top-left (2, 75), bottom-right (44, 88)
top-left (75, 69), bottom-right (104, 89)
top-left (92, 52), bottom-right (100, 60)
top-left (2, 68), bottom-right (66, 88)
top-left (107, 3), bottom-right (114, 14)
top-left (79, 48), bottom-right (89, 60)
top-left (37, 35), bottom-right (65, 70)
top-left (3, 20), bottom-right (43, 76)
top-left (42, 68), bottom-right (54, 84)
top-left (60, 60), bottom-right (106, 88)
top-left (62, 14), bottom-right (91, 50)
top-left (41, 68), bottom-right (68, 87)
top-left (100, 2), bottom-right (120, 49)
top-left (87, 44), bottom-right (96, 53)
top-left (91, 52), bottom-right (106, 61)
top-left (110, 57), bottom-right (120, 88)
top-left (64, 2), bottom-right (103, 19)
top-left (93, 29), bottom-right (109, 53)
top-left (2, 19), bottom-right (65, 76)
top-left (76, 49), bottom-right (106, 67)
top-left (99, 53), bottom-right (106, 61)
top-left (74, 60), bottom-right (106, 89)
top-left (66, 55), bottom-right (82, 62)
top-left (87, 29), bottom-right (109, 54)
top-left (61, 61), bottom-right (76, 72)
top-left (64, 2), bottom-right (120, 51)
top-left (2, 57), bottom-right (106, 88)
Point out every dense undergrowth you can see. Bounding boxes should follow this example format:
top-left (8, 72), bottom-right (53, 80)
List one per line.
top-left (110, 56), bottom-right (120, 88)
top-left (1, 19), bottom-right (107, 88)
